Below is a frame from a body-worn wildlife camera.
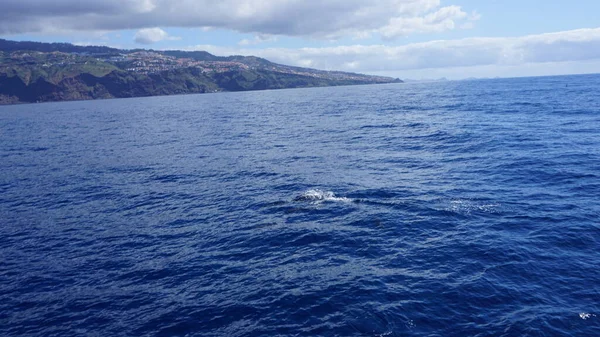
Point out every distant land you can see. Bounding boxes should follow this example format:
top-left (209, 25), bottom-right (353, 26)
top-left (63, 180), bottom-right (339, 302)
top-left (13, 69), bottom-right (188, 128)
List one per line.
top-left (0, 39), bottom-right (402, 105)
top-left (402, 78), bottom-right (449, 83)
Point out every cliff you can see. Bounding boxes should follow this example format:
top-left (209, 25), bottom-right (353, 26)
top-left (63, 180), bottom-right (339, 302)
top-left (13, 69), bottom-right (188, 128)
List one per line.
top-left (0, 39), bottom-right (403, 104)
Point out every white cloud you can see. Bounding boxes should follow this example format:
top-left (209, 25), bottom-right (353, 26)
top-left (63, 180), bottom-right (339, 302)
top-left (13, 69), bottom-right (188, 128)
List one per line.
top-left (183, 28), bottom-right (600, 78)
top-left (379, 5), bottom-right (476, 39)
top-left (238, 34), bottom-right (278, 46)
top-left (134, 27), bottom-right (179, 44)
top-left (0, 0), bottom-right (476, 39)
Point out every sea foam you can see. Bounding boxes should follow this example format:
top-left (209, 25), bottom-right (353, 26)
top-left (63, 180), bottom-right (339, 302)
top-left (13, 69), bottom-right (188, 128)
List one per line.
top-left (294, 189), bottom-right (352, 204)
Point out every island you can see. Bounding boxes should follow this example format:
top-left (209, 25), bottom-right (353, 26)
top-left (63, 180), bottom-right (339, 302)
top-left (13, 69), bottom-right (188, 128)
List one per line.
top-left (0, 39), bottom-right (403, 105)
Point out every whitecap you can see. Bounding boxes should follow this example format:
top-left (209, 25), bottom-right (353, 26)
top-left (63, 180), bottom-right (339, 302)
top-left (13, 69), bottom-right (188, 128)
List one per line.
top-left (294, 189), bottom-right (352, 204)
top-left (445, 199), bottom-right (500, 215)
top-left (580, 312), bottom-right (596, 320)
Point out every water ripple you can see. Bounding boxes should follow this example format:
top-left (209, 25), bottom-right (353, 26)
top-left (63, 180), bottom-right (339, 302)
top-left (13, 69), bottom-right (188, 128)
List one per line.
top-left (1, 75), bottom-right (600, 336)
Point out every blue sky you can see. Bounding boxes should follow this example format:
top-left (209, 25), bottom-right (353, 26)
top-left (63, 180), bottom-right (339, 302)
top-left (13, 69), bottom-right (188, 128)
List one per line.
top-left (2, 0), bottom-right (600, 79)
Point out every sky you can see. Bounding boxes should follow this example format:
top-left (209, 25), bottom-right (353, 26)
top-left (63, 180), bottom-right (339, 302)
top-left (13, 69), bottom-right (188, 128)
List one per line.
top-left (1, 0), bottom-right (600, 79)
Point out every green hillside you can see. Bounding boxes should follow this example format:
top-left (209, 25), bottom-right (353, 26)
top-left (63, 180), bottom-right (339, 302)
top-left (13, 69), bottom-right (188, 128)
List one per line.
top-left (0, 39), bottom-right (402, 105)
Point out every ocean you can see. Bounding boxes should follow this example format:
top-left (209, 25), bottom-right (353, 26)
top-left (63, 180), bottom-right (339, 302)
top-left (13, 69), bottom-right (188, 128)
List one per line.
top-left (1, 74), bottom-right (599, 336)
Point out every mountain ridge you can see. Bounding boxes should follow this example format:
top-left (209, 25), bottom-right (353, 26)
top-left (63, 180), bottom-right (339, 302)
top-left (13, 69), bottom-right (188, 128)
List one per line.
top-left (0, 39), bottom-right (402, 105)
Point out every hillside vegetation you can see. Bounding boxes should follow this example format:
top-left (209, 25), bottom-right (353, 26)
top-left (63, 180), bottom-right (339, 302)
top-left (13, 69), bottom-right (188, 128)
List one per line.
top-left (0, 39), bottom-right (402, 104)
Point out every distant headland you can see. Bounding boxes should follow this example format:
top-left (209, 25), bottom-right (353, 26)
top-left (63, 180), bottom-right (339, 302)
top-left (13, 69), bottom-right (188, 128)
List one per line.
top-left (0, 39), bottom-right (403, 105)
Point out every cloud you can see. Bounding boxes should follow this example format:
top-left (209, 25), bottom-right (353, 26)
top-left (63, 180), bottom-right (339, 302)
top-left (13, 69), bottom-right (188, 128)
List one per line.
top-left (238, 34), bottom-right (278, 46)
top-left (0, 0), bottom-right (476, 39)
top-left (379, 6), bottom-right (477, 39)
top-left (183, 28), bottom-right (600, 77)
top-left (134, 27), bottom-right (179, 44)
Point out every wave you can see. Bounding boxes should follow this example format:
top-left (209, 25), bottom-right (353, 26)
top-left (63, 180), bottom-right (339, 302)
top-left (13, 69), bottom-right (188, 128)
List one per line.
top-left (444, 199), bottom-right (501, 215)
top-left (293, 189), bottom-right (353, 204)
top-left (580, 313), bottom-right (596, 320)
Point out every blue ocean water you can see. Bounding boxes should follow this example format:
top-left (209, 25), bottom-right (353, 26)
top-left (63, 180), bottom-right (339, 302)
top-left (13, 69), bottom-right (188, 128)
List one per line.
top-left (1, 74), bottom-right (599, 337)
